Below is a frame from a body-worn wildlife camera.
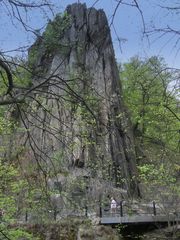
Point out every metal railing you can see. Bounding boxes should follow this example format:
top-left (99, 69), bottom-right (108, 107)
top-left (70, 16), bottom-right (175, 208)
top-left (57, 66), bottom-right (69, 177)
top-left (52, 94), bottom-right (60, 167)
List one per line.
top-left (16, 200), bottom-right (180, 223)
top-left (100, 200), bottom-right (180, 218)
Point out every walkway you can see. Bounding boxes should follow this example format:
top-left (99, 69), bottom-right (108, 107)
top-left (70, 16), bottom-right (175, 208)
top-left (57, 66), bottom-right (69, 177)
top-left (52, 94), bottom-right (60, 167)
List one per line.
top-left (101, 214), bottom-right (180, 224)
top-left (100, 201), bottom-right (180, 225)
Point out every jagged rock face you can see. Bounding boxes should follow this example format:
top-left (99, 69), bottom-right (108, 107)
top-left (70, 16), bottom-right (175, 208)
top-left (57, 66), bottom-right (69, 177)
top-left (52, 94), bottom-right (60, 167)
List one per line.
top-left (27, 3), bottom-right (140, 197)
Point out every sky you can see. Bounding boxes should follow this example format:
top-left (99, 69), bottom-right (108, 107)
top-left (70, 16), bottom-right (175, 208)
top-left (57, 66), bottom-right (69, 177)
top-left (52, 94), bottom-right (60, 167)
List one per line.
top-left (0, 0), bottom-right (180, 68)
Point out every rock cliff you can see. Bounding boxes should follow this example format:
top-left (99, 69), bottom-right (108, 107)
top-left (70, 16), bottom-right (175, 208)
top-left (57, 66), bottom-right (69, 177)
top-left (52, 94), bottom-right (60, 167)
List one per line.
top-left (24, 3), bottom-right (140, 202)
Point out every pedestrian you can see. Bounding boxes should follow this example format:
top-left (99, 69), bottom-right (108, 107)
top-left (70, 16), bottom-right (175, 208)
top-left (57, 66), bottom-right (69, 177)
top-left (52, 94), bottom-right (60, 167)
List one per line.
top-left (110, 197), bottom-right (117, 214)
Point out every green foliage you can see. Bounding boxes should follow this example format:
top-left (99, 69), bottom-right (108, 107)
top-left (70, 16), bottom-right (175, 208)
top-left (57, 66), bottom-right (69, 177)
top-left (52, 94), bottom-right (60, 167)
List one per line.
top-left (138, 163), bottom-right (176, 186)
top-left (50, 150), bottom-right (69, 176)
top-left (0, 156), bottom-right (55, 233)
top-left (0, 72), bottom-right (8, 96)
top-left (121, 56), bottom-right (180, 202)
top-left (28, 12), bottom-right (71, 69)
top-left (138, 161), bottom-right (180, 203)
top-left (28, 44), bottom-right (40, 70)
top-left (0, 59), bottom-right (32, 109)
top-left (43, 12), bottom-right (72, 52)
top-left (0, 227), bottom-right (40, 240)
top-left (14, 64), bottom-right (32, 88)
top-left (0, 161), bottom-right (27, 222)
top-left (28, 13), bottom-right (71, 70)
top-left (0, 115), bottom-right (12, 134)
top-left (0, 160), bottom-right (40, 239)
top-left (120, 56), bottom-right (179, 150)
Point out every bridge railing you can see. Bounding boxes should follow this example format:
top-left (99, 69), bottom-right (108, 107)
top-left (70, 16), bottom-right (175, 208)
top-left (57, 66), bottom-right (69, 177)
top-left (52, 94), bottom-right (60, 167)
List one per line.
top-left (100, 200), bottom-right (180, 218)
top-left (17, 200), bottom-right (179, 223)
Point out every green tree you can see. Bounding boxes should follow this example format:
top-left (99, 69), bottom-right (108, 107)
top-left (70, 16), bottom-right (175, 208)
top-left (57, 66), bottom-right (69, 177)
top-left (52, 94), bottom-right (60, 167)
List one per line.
top-left (120, 56), bottom-right (180, 209)
top-left (0, 160), bottom-right (41, 239)
top-left (120, 56), bottom-right (179, 150)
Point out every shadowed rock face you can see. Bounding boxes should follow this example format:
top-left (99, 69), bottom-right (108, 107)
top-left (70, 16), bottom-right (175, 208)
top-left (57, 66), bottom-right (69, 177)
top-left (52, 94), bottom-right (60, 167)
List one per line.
top-left (27, 3), bottom-right (140, 198)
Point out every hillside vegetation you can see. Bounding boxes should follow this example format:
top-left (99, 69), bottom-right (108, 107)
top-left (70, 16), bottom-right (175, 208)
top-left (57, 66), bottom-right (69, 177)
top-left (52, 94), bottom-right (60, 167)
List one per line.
top-left (120, 56), bottom-right (180, 202)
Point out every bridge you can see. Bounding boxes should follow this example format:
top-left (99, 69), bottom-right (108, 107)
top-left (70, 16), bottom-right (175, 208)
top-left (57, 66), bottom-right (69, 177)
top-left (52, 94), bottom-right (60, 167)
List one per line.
top-left (101, 214), bottom-right (180, 225)
top-left (99, 201), bottom-right (180, 225)
top-left (10, 199), bottom-right (180, 226)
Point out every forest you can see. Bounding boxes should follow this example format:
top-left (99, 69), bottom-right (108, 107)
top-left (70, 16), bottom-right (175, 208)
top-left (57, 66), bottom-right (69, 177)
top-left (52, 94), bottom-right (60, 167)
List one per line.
top-left (0, 1), bottom-right (179, 240)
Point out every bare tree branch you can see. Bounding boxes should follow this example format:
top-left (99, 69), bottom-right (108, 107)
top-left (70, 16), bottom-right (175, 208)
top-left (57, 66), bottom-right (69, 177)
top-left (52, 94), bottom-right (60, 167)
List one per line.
top-left (0, 58), bottom-right (13, 94)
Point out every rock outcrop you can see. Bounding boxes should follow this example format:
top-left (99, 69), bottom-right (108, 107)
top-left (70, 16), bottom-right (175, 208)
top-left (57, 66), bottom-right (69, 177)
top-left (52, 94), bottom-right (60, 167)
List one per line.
top-left (23, 3), bottom-right (140, 202)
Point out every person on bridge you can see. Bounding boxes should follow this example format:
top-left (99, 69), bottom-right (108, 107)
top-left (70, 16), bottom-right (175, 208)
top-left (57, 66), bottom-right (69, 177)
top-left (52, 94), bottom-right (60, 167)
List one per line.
top-left (110, 197), bottom-right (117, 214)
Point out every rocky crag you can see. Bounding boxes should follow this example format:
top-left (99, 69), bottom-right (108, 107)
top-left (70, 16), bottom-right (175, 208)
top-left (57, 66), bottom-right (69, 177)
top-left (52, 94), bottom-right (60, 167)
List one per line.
top-left (17, 3), bottom-right (140, 213)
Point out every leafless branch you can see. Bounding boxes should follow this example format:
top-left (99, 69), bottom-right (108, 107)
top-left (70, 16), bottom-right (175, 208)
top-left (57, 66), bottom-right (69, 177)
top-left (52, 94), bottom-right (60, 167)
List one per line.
top-left (163, 104), bottom-right (180, 122)
top-left (0, 58), bottom-right (13, 94)
top-left (158, 4), bottom-right (180, 11)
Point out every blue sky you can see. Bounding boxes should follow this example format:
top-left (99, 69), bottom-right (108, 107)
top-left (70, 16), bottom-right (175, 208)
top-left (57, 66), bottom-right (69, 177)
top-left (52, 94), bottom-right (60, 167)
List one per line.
top-left (0, 0), bottom-right (180, 68)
